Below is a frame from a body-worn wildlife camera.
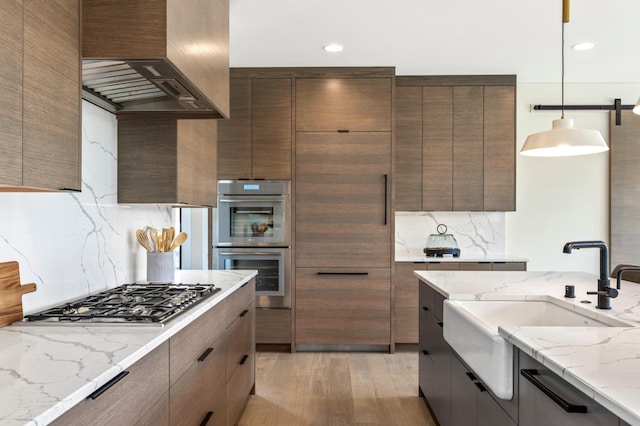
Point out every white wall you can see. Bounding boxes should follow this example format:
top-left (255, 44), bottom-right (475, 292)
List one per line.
top-left (507, 83), bottom-right (640, 273)
top-left (0, 101), bottom-right (174, 313)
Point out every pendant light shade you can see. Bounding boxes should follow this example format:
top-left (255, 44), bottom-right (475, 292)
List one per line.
top-left (521, 0), bottom-right (609, 157)
top-left (521, 117), bottom-right (608, 157)
top-left (634, 97), bottom-right (640, 115)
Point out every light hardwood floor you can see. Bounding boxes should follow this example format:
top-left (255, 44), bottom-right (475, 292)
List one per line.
top-left (238, 346), bottom-right (436, 425)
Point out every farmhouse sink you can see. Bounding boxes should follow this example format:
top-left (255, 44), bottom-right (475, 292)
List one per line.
top-left (443, 299), bottom-right (630, 400)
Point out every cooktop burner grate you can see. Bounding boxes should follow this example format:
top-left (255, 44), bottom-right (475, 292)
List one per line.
top-left (22, 283), bottom-right (221, 325)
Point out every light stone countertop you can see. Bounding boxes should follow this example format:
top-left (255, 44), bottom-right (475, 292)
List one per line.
top-left (0, 269), bottom-right (257, 426)
top-left (415, 270), bottom-right (640, 425)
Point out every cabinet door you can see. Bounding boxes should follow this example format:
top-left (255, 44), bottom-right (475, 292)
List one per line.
top-left (52, 342), bottom-right (169, 425)
top-left (252, 78), bottom-right (292, 179)
top-left (451, 354), bottom-right (478, 426)
top-left (296, 78), bottom-right (392, 132)
top-left (453, 86), bottom-right (484, 211)
top-left (177, 119), bottom-right (217, 207)
top-left (422, 86), bottom-right (454, 211)
top-left (460, 262), bottom-right (492, 271)
top-left (484, 86), bottom-right (516, 211)
top-left (23, 0), bottom-right (81, 190)
top-left (423, 307), bottom-right (451, 425)
top-left (296, 268), bottom-right (391, 345)
top-left (0, 0), bottom-right (23, 187)
top-left (394, 262), bottom-right (425, 343)
top-left (295, 132), bottom-right (391, 268)
top-left (218, 78), bottom-right (252, 179)
top-left (395, 86), bottom-right (423, 211)
top-left (256, 307), bottom-right (291, 344)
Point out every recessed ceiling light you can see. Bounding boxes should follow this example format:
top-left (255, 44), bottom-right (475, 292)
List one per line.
top-left (572, 42), bottom-right (594, 51)
top-left (323, 43), bottom-right (343, 53)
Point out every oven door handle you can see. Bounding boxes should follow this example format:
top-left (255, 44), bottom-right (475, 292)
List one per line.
top-left (219, 197), bottom-right (283, 203)
top-left (219, 251), bottom-right (283, 256)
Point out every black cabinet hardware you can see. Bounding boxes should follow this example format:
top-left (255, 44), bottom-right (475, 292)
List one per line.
top-left (422, 306), bottom-right (429, 311)
top-left (521, 369), bottom-right (588, 413)
top-left (422, 350), bottom-right (430, 356)
top-left (437, 322), bottom-right (443, 328)
top-left (337, 129), bottom-right (350, 133)
top-left (197, 347), bottom-right (214, 362)
top-left (87, 371), bottom-right (129, 400)
top-left (239, 309), bottom-right (249, 318)
top-left (199, 411), bottom-right (214, 426)
top-left (317, 272), bottom-right (369, 275)
top-left (240, 354), bottom-right (249, 365)
top-left (383, 174), bottom-right (388, 225)
top-left (465, 372), bottom-right (477, 381)
top-left (473, 381), bottom-right (487, 392)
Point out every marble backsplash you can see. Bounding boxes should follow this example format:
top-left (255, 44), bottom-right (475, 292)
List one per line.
top-left (395, 211), bottom-right (505, 258)
top-left (0, 101), bottom-right (173, 314)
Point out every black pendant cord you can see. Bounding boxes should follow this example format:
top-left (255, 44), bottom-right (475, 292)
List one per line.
top-left (561, 21), bottom-right (565, 119)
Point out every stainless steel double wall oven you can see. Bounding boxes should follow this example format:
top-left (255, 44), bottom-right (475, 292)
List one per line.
top-left (215, 180), bottom-right (291, 308)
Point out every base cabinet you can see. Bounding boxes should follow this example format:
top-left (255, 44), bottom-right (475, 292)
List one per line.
top-left (519, 351), bottom-right (619, 426)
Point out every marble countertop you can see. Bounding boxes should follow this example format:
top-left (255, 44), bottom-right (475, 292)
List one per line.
top-left (0, 269), bottom-right (257, 426)
top-left (415, 270), bottom-right (640, 425)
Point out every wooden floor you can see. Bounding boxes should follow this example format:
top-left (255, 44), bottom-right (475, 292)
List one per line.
top-left (238, 346), bottom-right (436, 426)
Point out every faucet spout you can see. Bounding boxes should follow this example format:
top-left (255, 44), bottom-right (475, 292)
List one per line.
top-left (563, 240), bottom-right (614, 309)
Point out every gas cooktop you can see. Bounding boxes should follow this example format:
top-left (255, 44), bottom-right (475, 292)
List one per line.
top-left (20, 283), bottom-right (220, 326)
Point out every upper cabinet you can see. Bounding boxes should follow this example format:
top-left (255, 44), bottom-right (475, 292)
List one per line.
top-left (395, 76), bottom-right (516, 212)
top-left (296, 77), bottom-right (392, 132)
top-left (118, 118), bottom-right (217, 206)
top-left (82, 0), bottom-right (229, 118)
top-left (218, 70), bottom-right (293, 180)
top-left (0, 0), bottom-right (81, 192)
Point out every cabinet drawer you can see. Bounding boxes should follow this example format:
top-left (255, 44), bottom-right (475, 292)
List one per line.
top-left (256, 307), bottom-right (291, 344)
top-left (225, 279), bottom-right (255, 328)
top-left (427, 262), bottom-right (460, 271)
top-left (492, 262), bottom-right (527, 271)
top-left (419, 282), bottom-right (445, 321)
top-left (170, 337), bottom-right (226, 426)
top-left (226, 347), bottom-right (255, 426)
top-left (459, 262), bottom-right (492, 271)
top-left (169, 302), bottom-right (225, 386)
top-left (52, 342), bottom-right (169, 426)
top-left (519, 352), bottom-right (618, 426)
top-left (226, 301), bottom-right (255, 381)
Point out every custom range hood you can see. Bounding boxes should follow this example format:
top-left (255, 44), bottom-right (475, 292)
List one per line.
top-left (81, 0), bottom-right (229, 118)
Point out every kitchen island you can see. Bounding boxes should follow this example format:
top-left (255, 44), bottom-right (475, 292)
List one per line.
top-left (0, 269), bottom-right (257, 426)
top-left (416, 270), bottom-right (640, 425)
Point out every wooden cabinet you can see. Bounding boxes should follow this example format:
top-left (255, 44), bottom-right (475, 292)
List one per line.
top-left (296, 268), bottom-right (391, 346)
top-left (52, 342), bottom-right (170, 425)
top-left (118, 118), bottom-right (217, 206)
top-left (394, 261), bottom-right (526, 344)
top-left (256, 308), bottom-right (291, 344)
top-left (295, 131), bottom-right (391, 268)
top-left (295, 78), bottom-right (392, 132)
top-left (519, 351), bottom-right (618, 426)
top-left (225, 281), bottom-right (256, 426)
top-left (395, 76), bottom-right (516, 211)
top-left (0, 0), bottom-right (81, 191)
top-left (218, 76), bottom-right (292, 180)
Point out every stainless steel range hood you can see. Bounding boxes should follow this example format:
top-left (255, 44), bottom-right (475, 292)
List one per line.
top-left (81, 0), bottom-right (229, 119)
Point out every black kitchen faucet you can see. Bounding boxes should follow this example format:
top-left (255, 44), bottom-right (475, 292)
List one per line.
top-left (563, 240), bottom-right (618, 309)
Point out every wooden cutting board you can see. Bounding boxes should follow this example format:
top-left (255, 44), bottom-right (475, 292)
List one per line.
top-left (0, 261), bottom-right (36, 327)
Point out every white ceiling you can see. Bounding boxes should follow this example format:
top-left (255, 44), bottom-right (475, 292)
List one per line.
top-left (229, 0), bottom-right (640, 84)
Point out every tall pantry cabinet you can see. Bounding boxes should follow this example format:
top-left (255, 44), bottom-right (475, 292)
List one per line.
top-left (294, 68), bottom-right (394, 348)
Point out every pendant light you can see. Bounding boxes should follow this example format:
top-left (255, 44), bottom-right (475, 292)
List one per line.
top-left (520, 0), bottom-right (609, 157)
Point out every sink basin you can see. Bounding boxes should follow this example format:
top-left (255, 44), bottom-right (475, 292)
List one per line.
top-left (443, 300), bottom-right (630, 400)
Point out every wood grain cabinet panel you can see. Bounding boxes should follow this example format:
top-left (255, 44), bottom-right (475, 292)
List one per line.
top-left (394, 263), bottom-right (425, 343)
top-left (395, 76), bottom-right (516, 212)
top-left (295, 78), bottom-right (392, 132)
top-left (51, 342), bottom-right (169, 426)
top-left (296, 268), bottom-right (391, 346)
top-left (0, 0), bottom-right (81, 191)
top-left (256, 308), bottom-right (291, 344)
top-left (295, 131), bottom-right (391, 268)
top-left (118, 118), bottom-right (217, 206)
top-left (218, 77), bottom-right (292, 180)
top-left (0, 0), bottom-right (24, 187)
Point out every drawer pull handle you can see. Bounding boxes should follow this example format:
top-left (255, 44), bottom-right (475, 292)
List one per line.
top-left (465, 372), bottom-right (477, 381)
top-left (240, 354), bottom-right (249, 365)
top-left (474, 381), bottom-right (487, 392)
top-left (421, 350), bottom-right (430, 356)
top-left (317, 272), bottom-right (369, 275)
top-left (197, 347), bottom-right (214, 362)
top-left (87, 371), bottom-right (129, 400)
top-left (239, 309), bottom-right (249, 317)
top-left (422, 306), bottom-right (429, 311)
top-left (437, 321), bottom-right (443, 328)
top-left (200, 411), bottom-right (214, 426)
top-left (520, 369), bottom-right (588, 413)
top-left (337, 129), bottom-right (350, 133)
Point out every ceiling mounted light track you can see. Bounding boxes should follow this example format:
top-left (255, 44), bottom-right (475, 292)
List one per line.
top-left (532, 99), bottom-right (636, 126)
top-left (520, 0), bottom-right (609, 157)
